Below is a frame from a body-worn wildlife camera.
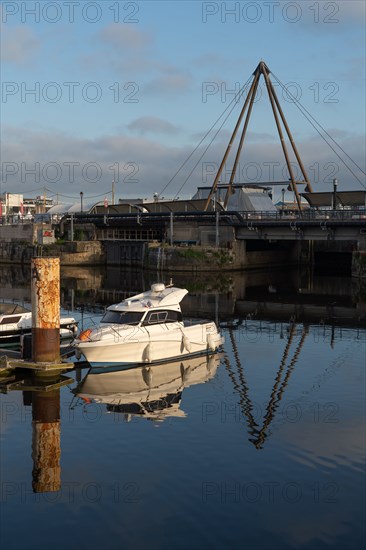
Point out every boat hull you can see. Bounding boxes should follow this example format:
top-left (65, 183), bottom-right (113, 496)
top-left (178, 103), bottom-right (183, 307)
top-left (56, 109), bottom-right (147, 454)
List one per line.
top-left (75, 322), bottom-right (223, 367)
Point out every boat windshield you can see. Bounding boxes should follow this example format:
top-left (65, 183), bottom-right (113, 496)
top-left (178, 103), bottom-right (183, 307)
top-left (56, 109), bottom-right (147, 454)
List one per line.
top-left (101, 310), bottom-right (144, 325)
top-left (0, 304), bottom-right (30, 315)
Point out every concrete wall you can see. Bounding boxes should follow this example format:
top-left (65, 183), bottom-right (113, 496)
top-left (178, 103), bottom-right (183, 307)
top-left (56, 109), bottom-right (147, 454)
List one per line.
top-left (144, 241), bottom-right (306, 272)
top-left (0, 223), bottom-right (35, 243)
top-left (0, 241), bottom-right (34, 264)
top-left (0, 241), bottom-right (104, 265)
top-left (0, 231), bottom-right (359, 275)
top-left (352, 251), bottom-right (366, 279)
top-left (169, 222), bottom-right (235, 247)
top-left (0, 239), bottom-right (308, 272)
top-left (104, 241), bottom-right (146, 266)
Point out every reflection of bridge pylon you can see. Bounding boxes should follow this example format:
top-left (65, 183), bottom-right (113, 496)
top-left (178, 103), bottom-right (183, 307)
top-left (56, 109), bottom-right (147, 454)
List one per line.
top-left (226, 322), bottom-right (309, 449)
top-left (204, 61), bottom-right (313, 212)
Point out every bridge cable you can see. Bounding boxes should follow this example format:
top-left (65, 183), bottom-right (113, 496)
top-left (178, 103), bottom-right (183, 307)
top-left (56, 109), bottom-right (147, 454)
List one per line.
top-left (172, 88), bottom-right (250, 199)
top-left (271, 72), bottom-right (366, 188)
top-left (159, 75), bottom-right (253, 198)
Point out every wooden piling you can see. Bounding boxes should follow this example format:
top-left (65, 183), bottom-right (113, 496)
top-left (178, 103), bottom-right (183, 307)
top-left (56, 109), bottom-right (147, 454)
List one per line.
top-left (31, 257), bottom-right (61, 364)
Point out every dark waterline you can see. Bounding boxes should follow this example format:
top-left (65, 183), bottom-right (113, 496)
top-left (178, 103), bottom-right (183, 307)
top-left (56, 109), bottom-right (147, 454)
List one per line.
top-left (0, 265), bottom-right (365, 550)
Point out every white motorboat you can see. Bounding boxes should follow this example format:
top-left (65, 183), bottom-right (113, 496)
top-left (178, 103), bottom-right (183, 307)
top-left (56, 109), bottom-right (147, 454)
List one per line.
top-left (75, 353), bottom-right (221, 421)
top-left (74, 283), bottom-right (224, 366)
top-left (0, 303), bottom-right (78, 345)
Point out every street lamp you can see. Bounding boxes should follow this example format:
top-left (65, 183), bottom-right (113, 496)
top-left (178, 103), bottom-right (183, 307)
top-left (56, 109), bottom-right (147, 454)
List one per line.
top-left (333, 178), bottom-right (338, 210)
top-left (80, 191), bottom-right (84, 213)
top-left (281, 188), bottom-right (285, 217)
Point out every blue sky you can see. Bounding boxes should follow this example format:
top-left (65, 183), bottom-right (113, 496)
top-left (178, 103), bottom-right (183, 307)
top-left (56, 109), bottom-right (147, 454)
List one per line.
top-left (1, 0), bottom-right (365, 202)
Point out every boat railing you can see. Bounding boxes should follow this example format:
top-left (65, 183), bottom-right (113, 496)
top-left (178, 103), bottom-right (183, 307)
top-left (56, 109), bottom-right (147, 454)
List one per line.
top-left (184, 318), bottom-right (212, 326)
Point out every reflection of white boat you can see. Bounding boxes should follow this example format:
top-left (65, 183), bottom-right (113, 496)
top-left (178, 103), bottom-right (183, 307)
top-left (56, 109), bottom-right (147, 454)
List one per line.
top-left (74, 284), bottom-right (224, 366)
top-left (0, 303), bottom-right (78, 344)
top-left (76, 354), bottom-right (221, 421)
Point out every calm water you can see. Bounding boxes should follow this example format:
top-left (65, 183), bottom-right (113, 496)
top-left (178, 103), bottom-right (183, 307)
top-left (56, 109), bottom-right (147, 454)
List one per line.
top-left (0, 266), bottom-right (365, 550)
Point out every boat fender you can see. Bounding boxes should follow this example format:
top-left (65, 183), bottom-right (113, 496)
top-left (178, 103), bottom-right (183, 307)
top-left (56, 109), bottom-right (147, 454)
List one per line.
top-left (142, 366), bottom-right (153, 387)
top-left (81, 396), bottom-right (92, 404)
top-left (207, 334), bottom-right (216, 351)
top-left (144, 343), bottom-right (152, 363)
top-left (79, 328), bottom-right (93, 341)
top-left (182, 333), bottom-right (192, 353)
top-left (207, 354), bottom-right (216, 370)
top-left (182, 365), bottom-right (192, 384)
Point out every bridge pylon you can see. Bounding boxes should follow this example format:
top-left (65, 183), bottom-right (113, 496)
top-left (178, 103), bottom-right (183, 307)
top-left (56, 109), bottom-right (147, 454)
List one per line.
top-left (204, 61), bottom-right (313, 213)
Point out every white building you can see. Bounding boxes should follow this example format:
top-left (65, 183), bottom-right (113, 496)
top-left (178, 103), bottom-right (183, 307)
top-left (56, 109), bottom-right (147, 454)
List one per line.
top-left (0, 193), bottom-right (23, 216)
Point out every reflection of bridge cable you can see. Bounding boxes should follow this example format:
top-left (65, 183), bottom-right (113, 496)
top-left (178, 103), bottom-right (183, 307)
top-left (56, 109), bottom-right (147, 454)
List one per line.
top-left (253, 324), bottom-right (308, 449)
top-left (271, 72), bottom-right (366, 188)
top-left (224, 331), bottom-right (259, 432)
top-left (225, 322), bottom-right (309, 449)
top-left (159, 75), bottom-right (253, 199)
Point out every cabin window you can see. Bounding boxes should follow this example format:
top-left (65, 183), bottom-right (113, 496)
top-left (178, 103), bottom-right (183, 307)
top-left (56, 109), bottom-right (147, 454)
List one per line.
top-left (101, 311), bottom-right (143, 325)
top-left (145, 312), bottom-right (167, 325)
top-left (0, 315), bottom-right (22, 325)
top-left (143, 310), bottom-right (182, 326)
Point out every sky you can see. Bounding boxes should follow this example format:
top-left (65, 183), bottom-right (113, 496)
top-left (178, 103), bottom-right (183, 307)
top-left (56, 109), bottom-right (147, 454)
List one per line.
top-left (1, 0), bottom-right (365, 204)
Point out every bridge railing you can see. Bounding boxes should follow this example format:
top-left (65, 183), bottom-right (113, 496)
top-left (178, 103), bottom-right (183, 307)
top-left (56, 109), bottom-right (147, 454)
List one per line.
top-left (234, 208), bottom-right (366, 222)
top-left (2, 207), bottom-right (364, 227)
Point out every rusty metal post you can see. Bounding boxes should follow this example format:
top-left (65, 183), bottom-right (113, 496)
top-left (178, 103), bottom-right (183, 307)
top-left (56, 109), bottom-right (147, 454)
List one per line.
top-left (31, 257), bottom-right (60, 363)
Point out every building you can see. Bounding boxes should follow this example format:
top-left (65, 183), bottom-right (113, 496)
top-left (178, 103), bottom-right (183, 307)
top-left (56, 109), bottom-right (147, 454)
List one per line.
top-left (192, 184), bottom-right (277, 212)
top-left (0, 192), bottom-right (54, 221)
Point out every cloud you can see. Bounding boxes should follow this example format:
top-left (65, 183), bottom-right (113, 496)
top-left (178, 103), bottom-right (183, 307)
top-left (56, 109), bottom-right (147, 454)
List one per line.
top-left (1, 125), bottom-right (198, 198)
top-left (336, 57), bottom-right (366, 82)
top-left (190, 129), bottom-right (232, 143)
top-left (277, 0), bottom-right (365, 35)
top-left (98, 24), bottom-right (152, 50)
top-left (82, 24), bottom-right (190, 82)
top-left (144, 73), bottom-right (192, 95)
top-left (128, 117), bottom-right (181, 135)
top-left (77, 23), bottom-right (155, 74)
top-left (247, 131), bottom-right (276, 142)
top-left (339, 1), bottom-right (366, 22)
top-left (2, 124), bottom-right (364, 201)
top-left (1, 26), bottom-right (39, 65)
top-left (187, 130), bottom-right (365, 190)
top-left (192, 53), bottom-right (228, 69)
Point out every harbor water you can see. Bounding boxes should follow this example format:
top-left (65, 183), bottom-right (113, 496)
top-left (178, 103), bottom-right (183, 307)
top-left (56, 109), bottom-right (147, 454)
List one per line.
top-left (0, 265), bottom-right (365, 550)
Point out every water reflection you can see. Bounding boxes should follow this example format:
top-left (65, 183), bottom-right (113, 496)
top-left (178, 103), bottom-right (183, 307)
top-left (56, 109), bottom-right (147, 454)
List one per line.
top-left (73, 354), bottom-right (221, 422)
top-left (1, 263), bottom-right (365, 549)
top-left (1, 264), bottom-right (364, 326)
top-left (247, 324), bottom-right (306, 448)
top-left (0, 372), bottom-right (72, 493)
top-left (222, 323), bottom-right (308, 449)
top-left (31, 388), bottom-right (61, 492)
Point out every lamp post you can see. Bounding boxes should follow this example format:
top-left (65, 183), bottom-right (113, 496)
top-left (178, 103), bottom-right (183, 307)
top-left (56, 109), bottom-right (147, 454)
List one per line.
top-left (333, 178), bottom-right (338, 211)
top-left (80, 191), bottom-right (84, 213)
top-left (281, 188), bottom-right (285, 217)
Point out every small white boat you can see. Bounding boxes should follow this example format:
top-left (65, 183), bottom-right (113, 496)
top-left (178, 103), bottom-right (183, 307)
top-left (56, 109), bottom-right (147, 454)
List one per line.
top-left (0, 303), bottom-right (78, 345)
top-left (74, 283), bottom-right (224, 366)
top-left (75, 353), bottom-right (221, 421)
